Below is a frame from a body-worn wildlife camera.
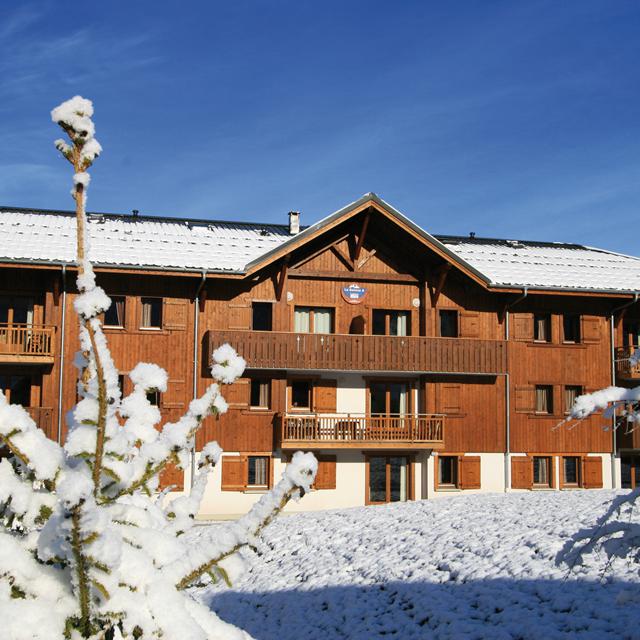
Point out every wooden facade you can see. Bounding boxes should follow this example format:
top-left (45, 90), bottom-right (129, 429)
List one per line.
top-left (0, 196), bottom-right (636, 502)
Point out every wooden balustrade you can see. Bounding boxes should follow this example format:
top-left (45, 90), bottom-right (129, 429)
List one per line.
top-left (0, 324), bottom-right (55, 362)
top-left (615, 346), bottom-right (640, 380)
top-left (206, 330), bottom-right (506, 374)
top-left (279, 413), bottom-right (445, 450)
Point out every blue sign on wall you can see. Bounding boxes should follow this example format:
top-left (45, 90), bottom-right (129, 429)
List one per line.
top-left (341, 283), bottom-right (368, 304)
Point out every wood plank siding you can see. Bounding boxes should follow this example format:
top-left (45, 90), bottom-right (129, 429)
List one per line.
top-left (205, 330), bottom-right (507, 374)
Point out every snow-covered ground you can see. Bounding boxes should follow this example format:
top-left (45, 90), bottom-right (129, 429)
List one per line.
top-left (191, 491), bottom-right (640, 639)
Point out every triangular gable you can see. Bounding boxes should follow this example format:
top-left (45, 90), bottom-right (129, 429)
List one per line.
top-left (243, 192), bottom-right (491, 289)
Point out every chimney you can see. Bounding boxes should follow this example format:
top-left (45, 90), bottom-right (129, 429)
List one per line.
top-left (132, 209), bottom-right (139, 218)
top-left (288, 211), bottom-right (300, 235)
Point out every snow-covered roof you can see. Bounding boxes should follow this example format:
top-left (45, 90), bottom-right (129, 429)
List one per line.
top-left (0, 208), bottom-right (292, 272)
top-left (435, 236), bottom-right (640, 293)
top-left (1, 201), bottom-right (640, 293)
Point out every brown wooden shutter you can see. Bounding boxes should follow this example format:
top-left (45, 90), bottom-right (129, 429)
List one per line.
top-left (514, 385), bottom-right (535, 413)
top-left (582, 316), bottom-right (601, 344)
top-left (163, 378), bottom-right (186, 410)
top-left (459, 312), bottom-right (480, 338)
top-left (458, 456), bottom-right (481, 489)
top-left (221, 456), bottom-right (247, 491)
top-left (583, 457), bottom-right (603, 488)
top-left (314, 455), bottom-right (337, 490)
top-left (225, 378), bottom-right (250, 408)
top-left (511, 313), bottom-right (534, 341)
top-left (441, 384), bottom-right (461, 414)
top-left (228, 299), bottom-right (252, 330)
top-left (163, 298), bottom-right (188, 330)
top-left (159, 463), bottom-right (184, 491)
top-left (511, 457), bottom-right (532, 489)
top-left (314, 379), bottom-right (337, 412)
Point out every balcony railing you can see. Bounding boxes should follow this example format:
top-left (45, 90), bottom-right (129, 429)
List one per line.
top-left (206, 330), bottom-right (507, 374)
top-left (616, 346), bottom-right (640, 380)
top-left (0, 324), bottom-right (55, 363)
top-left (279, 413), bottom-right (445, 450)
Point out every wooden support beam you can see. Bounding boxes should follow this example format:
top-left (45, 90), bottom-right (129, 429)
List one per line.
top-left (198, 286), bottom-right (207, 313)
top-left (330, 245), bottom-right (354, 271)
top-left (357, 248), bottom-right (377, 270)
top-left (275, 258), bottom-right (289, 302)
top-left (354, 211), bottom-right (371, 262)
top-left (428, 264), bottom-right (451, 307)
top-left (291, 233), bottom-right (351, 269)
top-left (419, 277), bottom-right (428, 336)
top-left (289, 268), bottom-right (419, 283)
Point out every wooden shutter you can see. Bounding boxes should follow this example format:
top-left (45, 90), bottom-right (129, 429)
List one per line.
top-left (583, 457), bottom-right (603, 488)
top-left (514, 385), bottom-right (535, 413)
top-left (582, 316), bottom-right (601, 344)
top-left (511, 457), bottom-right (532, 489)
top-left (163, 378), bottom-right (186, 410)
top-left (228, 299), bottom-right (252, 330)
top-left (158, 463), bottom-right (184, 491)
top-left (224, 378), bottom-right (250, 408)
top-left (458, 456), bottom-right (481, 489)
top-left (315, 379), bottom-right (337, 412)
top-left (314, 455), bottom-right (337, 490)
top-left (163, 298), bottom-right (188, 330)
top-left (459, 312), bottom-right (480, 338)
top-left (511, 313), bottom-right (534, 341)
top-left (441, 384), bottom-right (461, 414)
top-left (221, 456), bottom-right (246, 491)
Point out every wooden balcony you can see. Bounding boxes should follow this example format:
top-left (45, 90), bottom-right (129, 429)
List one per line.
top-left (206, 330), bottom-right (507, 374)
top-left (278, 413), bottom-right (445, 450)
top-left (0, 324), bottom-right (55, 364)
top-left (615, 346), bottom-right (640, 380)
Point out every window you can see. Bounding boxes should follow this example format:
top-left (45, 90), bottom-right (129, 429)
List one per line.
top-left (141, 298), bottom-right (162, 329)
top-left (290, 380), bottom-right (312, 409)
top-left (250, 379), bottom-right (270, 409)
top-left (0, 296), bottom-right (34, 325)
top-left (533, 456), bottom-right (552, 487)
top-left (439, 310), bottom-right (458, 337)
top-left (294, 306), bottom-right (334, 334)
top-left (623, 321), bottom-right (640, 348)
top-left (0, 374), bottom-right (31, 406)
top-left (104, 295), bottom-right (125, 327)
top-left (438, 456), bottom-right (458, 487)
top-left (146, 390), bottom-right (160, 406)
top-left (563, 456), bottom-right (580, 486)
top-left (370, 381), bottom-right (410, 415)
top-left (564, 385), bottom-right (582, 414)
top-left (247, 456), bottom-right (269, 486)
top-left (535, 385), bottom-right (553, 414)
top-left (533, 313), bottom-right (551, 342)
top-left (368, 455), bottom-right (410, 503)
top-left (252, 302), bottom-right (272, 331)
top-left (372, 310), bottom-right (410, 336)
top-left (563, 314), bottom-right (581, 343)
top-left (621, 456), bottom-right (640, 489)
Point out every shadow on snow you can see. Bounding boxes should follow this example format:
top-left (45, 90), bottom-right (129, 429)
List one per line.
top-left (207, 577), bottom-right (639, 640)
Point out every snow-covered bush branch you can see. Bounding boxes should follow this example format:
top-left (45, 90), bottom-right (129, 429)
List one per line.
top-left (0, 96), bottom-right (317, 640)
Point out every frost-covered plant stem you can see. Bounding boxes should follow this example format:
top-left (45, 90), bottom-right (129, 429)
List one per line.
top-left (70, 504), bottom-right (93, 636)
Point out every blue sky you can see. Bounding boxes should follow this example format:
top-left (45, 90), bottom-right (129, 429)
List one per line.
top-left (1, 1), bottom-right (639, 253)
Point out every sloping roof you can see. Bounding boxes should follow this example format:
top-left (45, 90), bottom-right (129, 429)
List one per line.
top-left (0, 207), bottom-right (292, 272)
top-left (435, 235), bottom-right (640, 293)
top-left (1, 198), bottom-right (639, 294)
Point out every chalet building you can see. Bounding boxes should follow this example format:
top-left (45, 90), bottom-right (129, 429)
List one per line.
top-left (1, 193), bottom-right (640, 517)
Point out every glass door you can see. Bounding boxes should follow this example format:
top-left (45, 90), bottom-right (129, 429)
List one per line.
top-left (368, 455), bottom-right (409, 503)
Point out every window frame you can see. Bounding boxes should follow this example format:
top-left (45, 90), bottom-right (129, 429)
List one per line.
top-left (436, 455), bottom-right (459, 489)
top-left (371, 309), bottom-right (411, 336)
top-left (140, 297), bottom-right (163, 330)
top-left (534, 384), bottom-right (554, 415)
top-left (293, 306), bottom-right (335, 334)
top-left (438, 309), bottom-right (459, 338)
top-left (562, 313), bottom-right (581, 344)
top-left (251, 301), bottom-right (273, 331)
top-left (561, 455), bottom-right (582, 488)
top-left (249, 378), bottom-right (271, 410)
top-left (288, 378), bottom-right (314, 411)
top-left (365, 454), bottom-right (414, 504)
top-left (103, 295), bottom-right (126, 328)
top-left (533, 312), bottom-right (551, 343)
top-left (367, 378), bottom-right (413, 416)
top-left (564, 385), bottom-right (583, 415)
top-left (532, 456), bottom-right (553, 488)
top-left (247, 455), bottom-right (270, 488)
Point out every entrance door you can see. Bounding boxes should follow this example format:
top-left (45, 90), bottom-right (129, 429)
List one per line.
top-left (367, 455), bottom-right (410, 504)
top-left (621, 456), bottom-right (640, 488)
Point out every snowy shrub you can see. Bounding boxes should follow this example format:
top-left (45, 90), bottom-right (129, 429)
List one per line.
top-left (0, 96), bottom-right (317, 639)
top-left (558, 351), bottom-right (640, 574)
